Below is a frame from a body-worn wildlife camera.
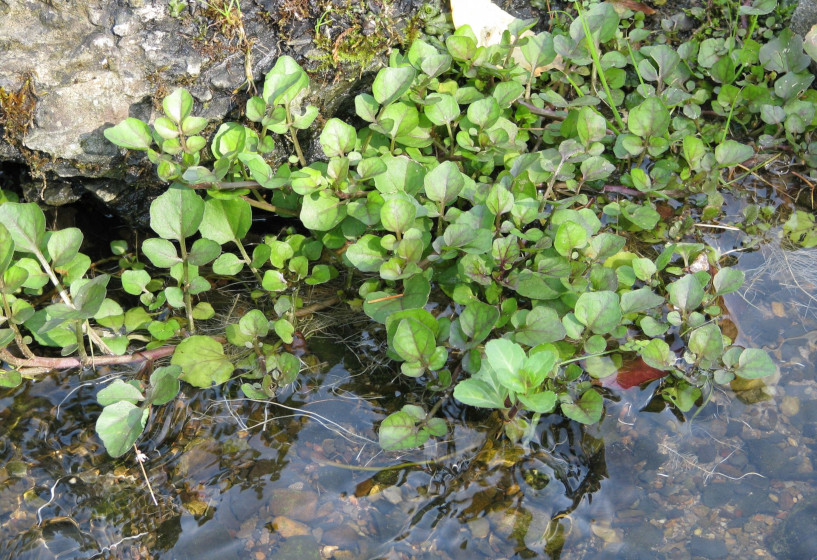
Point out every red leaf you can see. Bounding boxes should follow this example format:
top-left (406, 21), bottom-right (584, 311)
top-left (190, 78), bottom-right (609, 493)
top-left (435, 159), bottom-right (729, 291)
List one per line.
top-left (603, 357), bottom-right (667, 389)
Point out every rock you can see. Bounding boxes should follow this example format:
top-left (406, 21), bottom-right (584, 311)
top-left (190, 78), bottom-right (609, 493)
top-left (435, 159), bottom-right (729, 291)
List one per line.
top-left (791, 0), bottom-right (817, 36)
top-left (0, 0), bottom-right (424, 223)
top-left (269, 488), bottom-right (318, 522)
top-left (768, 496), bottom-right (817, 558)
top-left (276, 535), bottom-right (321, 560)
top-left (689, 536), bottom-right (729, 559)
top-left (272, 516), bottom-right (311, 538)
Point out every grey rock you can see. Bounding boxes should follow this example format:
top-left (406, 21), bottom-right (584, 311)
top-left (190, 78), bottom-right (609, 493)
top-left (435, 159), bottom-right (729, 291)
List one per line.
top-left (791, 0), bottom-right (817, 36)
top-left (689, 536), bottom-right (729, 559)
top-left (0, 0), bottom-right (423, 222)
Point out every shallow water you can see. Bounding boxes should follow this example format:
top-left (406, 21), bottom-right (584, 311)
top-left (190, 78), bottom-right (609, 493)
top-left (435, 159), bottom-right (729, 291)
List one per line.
top-left (2, 206), bottom-right (817, 560)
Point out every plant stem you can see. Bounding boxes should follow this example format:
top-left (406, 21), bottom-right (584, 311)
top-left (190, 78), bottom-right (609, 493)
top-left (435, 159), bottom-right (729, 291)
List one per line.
top-left (575, 2), bottom-right (624, 133)
top-left (241, 195), bottom-right (298, 217)
top-left (233, 237), bottom-right (264, 284)
top-left (1, 292), bottom-right (35, 358)
top-left (178, 241), bottom-right (195, 334)
top-left (285, 102), bottom-right (307, 166)
top-left (0, 344), bottom-right (178, 374)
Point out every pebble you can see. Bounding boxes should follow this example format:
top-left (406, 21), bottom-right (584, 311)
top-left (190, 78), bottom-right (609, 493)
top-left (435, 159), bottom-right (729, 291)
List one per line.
top-left (781, 396), bottom-right (801, 417)
top-left (272, 516), bottom-right (311, 538)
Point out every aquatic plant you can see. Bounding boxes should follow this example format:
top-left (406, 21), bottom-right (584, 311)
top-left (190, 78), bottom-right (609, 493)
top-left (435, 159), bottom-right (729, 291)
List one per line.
top-left (5, 0), bottom-right (816, 457)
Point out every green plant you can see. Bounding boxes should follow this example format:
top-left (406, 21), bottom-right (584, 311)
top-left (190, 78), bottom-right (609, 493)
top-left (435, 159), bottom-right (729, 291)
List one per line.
top-left (7, 1), bottom-right (808, 458)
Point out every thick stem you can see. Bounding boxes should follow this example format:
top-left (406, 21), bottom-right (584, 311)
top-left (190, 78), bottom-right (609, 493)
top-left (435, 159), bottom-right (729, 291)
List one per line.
top-left (0, 345), bottom-right (177, 373)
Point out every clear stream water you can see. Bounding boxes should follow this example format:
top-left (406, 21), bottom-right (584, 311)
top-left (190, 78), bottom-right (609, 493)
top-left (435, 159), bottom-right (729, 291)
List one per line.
top-left (1, 189), bottom-right (817, 560)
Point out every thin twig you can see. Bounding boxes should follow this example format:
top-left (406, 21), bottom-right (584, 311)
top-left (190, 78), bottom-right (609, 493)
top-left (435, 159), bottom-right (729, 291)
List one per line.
top-left (134, 445), bottom-right (158, 506)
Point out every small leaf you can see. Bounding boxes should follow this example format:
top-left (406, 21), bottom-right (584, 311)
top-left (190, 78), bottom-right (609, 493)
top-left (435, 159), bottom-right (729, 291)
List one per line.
top-left (163, 88), bottom-right (194, 124)
top-left (561, 389), bottom-right (603, 424)
top-left (46, 227), bottom-right (83, 268)
top-left (104, 118), bottom-right (152, 150)
top-left (142, 238), bottom-right (180, 268)
top-left (171, 335), bottom-right (235, 388)
top-left (148, 365), bottom-right (182, 406)
top-left (715, 140), bottom-right (753, 167)
top-left (575, 291), bottom-right (622, 334)
top-left (199, 197), bottom-right (252, 245)
top-left (320, 118), bottom-right (357, 157)
top-left (95, 401), bottom-right (148, 458)
top-left (735, 348), bottom-right (776, 379)
top-left (666, 274), bottom-right (705, 312)
top-left (150, 186), bottom-right (205, 241)
top-left (97, 379), bottom-right (145, 406)
top-left (372, 66), bottom-right (417, 107)
top-left (0, 202), bottom-right (46, 255)
top-left (379, 410), bottom-right (428, 450)
top-left (393, 317), bottom-right (436, 363)
top-left (713, 267), bottom-right (744, 295)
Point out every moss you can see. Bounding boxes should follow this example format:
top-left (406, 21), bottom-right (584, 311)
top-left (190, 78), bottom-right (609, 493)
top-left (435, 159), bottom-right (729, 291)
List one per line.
top-left (0, 73), bottom-right (37, 147)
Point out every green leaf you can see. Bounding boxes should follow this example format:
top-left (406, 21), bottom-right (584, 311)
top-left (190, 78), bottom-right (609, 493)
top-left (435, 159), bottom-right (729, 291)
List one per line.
top-left (142, 238), bottom-right (180, 268)
top-left (641, 338), bottom-right (676, 370)
top-left (424, 161), bottom-right (463, 206)
top-left (467, 97), bottom-right (500, 129)
top-left (0, 368), bottom-right (22, 388)
top-left (715, 140), bottom-right (753, 167)
top-left (379, 410), bottom-right (429, 450)
top-left (300, 191), bottom-right (346, 231)
top-left (171, 335), bottom-right (235, 388)
top-left (263, 55), bottom-right (309, 105)
top-left (628, 97), bottom-right (670, 138)
top-left (104, 118), bottom-right (152, 150)
top-left (561, 389), bottom-right (603, 424)
top-left (518, 391), bottom-right (557, 414)
top-left (393, 317), bottom-right (436, 363)
top-left (150, 186), bottom-right (205, 241)
top-left (163, 88), bottom-right (193, 124)
top-left (574, 291), bottom-right (622, 334)
top-left (274, 318), bottom-right (295, 344)
top-left (453, 378), bottom-right (506, 409)
top-left (666, 274), bottom-right (705, 312)
top-left (200, 197), bottom-right (252, 245)
top-left (97, 379), bottom-right (145, 406)
top-left (95, 401), bottom-right (148, 458)
top-left (320, 118), bottom-right (357, 157)
top-left (735, 348), bottom-right (776, 379)
top-left (459, 300), bottom-right (498, 345)
top-left (372, 66), bottom-right (416, 107)
top-left (187, 238), bottom-right (221, 266)
top-left (620, 287), bottom-right (665, 314)
top-left (47, 227), bottom-right (83, 268)
top-left (688, 323), bottom-right (724, 363)
top-left (577, 106), bottom-right (607, 145)
top-left (713, 267), bottom-right (744, 295)
top-left (520, 30), bottom-right (556, 69)
top-left (0, 202), bottom-right (46, 254)
top-left (72, 274), bottom-right (110, 316)
top-left (554, 221), bottom-right (588, 257)
top-left (514, 306), bottom-right (567, 346)
top-left (380, 193), bottom-right (416, 235)
top-left (484, 338), bottom-right (525, 388)
top-left (425, 93), bottom-right (460, 126)
top-left (239, 309), bottom-right (270, 338)
top-left (148, 365), bottom-right (182, 406)
top-left (374, 155), bottom-right (426, 195)
top-left (0, 223), bottom-right (14, 274)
